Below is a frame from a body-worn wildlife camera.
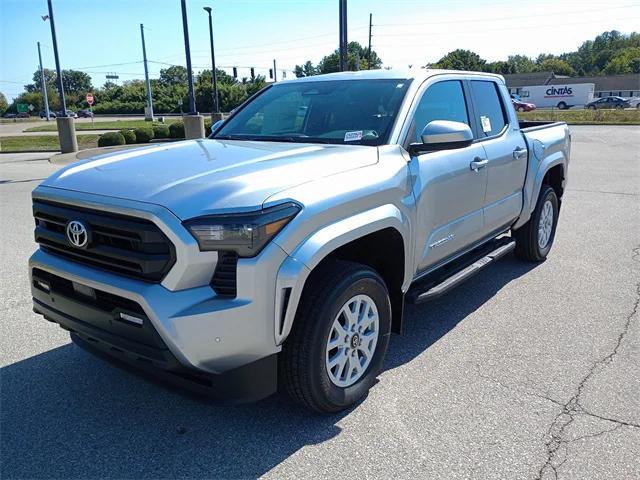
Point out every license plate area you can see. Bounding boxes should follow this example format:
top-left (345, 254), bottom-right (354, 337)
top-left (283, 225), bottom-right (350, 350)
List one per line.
top-left (72, 281), bottom-right (96, 300)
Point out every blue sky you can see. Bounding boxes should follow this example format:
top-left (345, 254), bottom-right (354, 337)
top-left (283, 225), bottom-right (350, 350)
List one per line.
top-left (1, 0), bottom-right (639, 101)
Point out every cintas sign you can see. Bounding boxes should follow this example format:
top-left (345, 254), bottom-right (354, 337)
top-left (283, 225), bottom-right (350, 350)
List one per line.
top-left (545, 86), bottom-right (574, 97)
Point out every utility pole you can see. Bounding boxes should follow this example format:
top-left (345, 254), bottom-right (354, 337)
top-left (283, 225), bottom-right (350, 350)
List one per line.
top-left (339, 0), bottom-right (348, 71)
top-left (46, 0), bottom-right (66, 115)
top-left (180, 0), bottom-right (205, 139)
top-left (140, 24), bottom-right (154, 121)
top-left (273, 59), bottom-right (277, 82)
top-left (45, 0), bottom-right (77, 153)
top-left (181, 0), bottom-right (196, 114)
top-left (203, 7), bottom-right (220, 118)
top-left (37, 42), bottom-right (50, 121)
top-left (367, 13), bottom-right (372, 70)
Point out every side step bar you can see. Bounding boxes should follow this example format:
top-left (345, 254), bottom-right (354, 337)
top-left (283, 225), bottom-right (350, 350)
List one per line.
top-left (408, 240), bottom-right (516, 304)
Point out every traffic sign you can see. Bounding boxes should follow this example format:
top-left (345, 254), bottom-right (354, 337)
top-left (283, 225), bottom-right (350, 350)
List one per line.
top-left (86, 93), bottom-right (94, 105)
top-left (28, 104), bottom-right (35, 112)
top-left (16, 103), bottom-right (28, 113)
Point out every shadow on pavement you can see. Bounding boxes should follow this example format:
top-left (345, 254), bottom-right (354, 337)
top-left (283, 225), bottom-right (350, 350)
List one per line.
top-left (1, 254), bottom-right (537, 479)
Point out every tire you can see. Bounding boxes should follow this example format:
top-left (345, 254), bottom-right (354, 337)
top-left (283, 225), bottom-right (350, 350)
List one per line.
top-left (588, 105), bottom-right (596, 110)
top-left (557, 102), bottom-right (567, 110)
top-left (514, 185), bottom-right (559, 262)
top-left (280, 260), bottom-right (392, 413)
top-left (518, 106), bottom-right (526, 112)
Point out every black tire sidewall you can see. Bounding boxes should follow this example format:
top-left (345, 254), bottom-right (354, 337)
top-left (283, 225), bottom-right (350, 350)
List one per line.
top-left (307, 270), bottom-right (391, 411)
top-left (532, 186), bottom-right (559, 259)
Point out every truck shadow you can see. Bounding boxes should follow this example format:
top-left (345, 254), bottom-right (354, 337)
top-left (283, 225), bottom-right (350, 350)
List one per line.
top-left (0, 254), bottom-right (537, 479)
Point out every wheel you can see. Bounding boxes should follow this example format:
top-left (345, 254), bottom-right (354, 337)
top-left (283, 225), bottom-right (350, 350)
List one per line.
top-left (588, 105), bottom-right (596, 110)
top-left (280, 260), bottom-right (391, 413)
top-left (518, 106), bottom-right (526, 112)
top-left (514, 185), bottom-right (559, 262)
top-left (557, 102), bottom-right (567, 110)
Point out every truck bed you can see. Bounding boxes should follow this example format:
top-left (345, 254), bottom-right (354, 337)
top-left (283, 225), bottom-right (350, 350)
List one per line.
top-left (519, 120), bottom-right (566, 132)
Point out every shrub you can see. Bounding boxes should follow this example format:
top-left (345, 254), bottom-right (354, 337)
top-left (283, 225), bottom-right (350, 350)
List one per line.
top-left (204, 119), bottom-right (213, 137)
top-left (98, 131), bottom-right (125, 147)
top-left (169, 121), bottom-right (185, 139)
top-left (119, 129), bottom-right (136, 144)
top-left (152, 124), bottom-right (170, 139)
top-left (134, 127), bottom-right (154, 143)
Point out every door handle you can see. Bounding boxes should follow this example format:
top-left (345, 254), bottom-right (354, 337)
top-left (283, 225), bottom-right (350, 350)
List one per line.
top-left (470, 158), bottom-right (488, 172)
top-left (513, 147), bottom-right (527, 159)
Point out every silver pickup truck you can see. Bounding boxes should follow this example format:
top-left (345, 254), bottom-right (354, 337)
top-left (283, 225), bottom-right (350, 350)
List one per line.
top-left (30, 69), bottom-right (570, 412)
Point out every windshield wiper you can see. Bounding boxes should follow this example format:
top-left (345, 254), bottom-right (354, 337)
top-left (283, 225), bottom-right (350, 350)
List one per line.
top-left (214, 134), bottom-right (333, 144)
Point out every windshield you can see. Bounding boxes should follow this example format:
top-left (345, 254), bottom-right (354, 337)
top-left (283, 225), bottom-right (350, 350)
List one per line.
top-left (213, 79), bottom-right (411, 146)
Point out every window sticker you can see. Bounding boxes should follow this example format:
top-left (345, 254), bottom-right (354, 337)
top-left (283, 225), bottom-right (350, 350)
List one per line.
top-left (481, 115), bottom-right (492, 133)
top-left (344, 130), bottom-right (363, 142)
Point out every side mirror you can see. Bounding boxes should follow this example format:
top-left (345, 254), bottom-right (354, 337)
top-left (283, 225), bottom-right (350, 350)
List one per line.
top-left (409, 120), bottom-right (473, 155)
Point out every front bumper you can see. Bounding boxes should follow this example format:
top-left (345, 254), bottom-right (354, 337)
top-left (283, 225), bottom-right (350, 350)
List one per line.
top-left (29, 240), bottom-right (288, 401)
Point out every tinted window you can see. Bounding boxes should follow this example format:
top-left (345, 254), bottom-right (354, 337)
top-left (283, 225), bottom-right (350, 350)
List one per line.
top-left (470, 80), bottom-right (507, 138)
top-left (409, 80), bottom-right (469, 143)
top-left (214, 79), bottom-right (410, 146)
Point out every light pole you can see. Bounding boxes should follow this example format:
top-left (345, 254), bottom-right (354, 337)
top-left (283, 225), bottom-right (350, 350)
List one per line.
top-left (180, 0), bottom-right (205, 139)
top-left (140, 23), bottom-right (154, 121)
top-left (203, 6), bottom-right (220, 119)
top-left (37, 41), bottom-right (50, 121)
top-left (43, 0), bottom-right (77, 153)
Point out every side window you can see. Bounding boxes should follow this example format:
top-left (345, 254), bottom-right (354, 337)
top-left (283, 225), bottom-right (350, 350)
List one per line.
top-left (469, 80), bottom-right (507, 138)
top-left (409, 80), bottom-right (470, 144)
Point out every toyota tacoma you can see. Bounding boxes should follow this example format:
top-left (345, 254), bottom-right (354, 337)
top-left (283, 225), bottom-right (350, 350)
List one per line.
top-left (30, 70), bottom-right (570, 412)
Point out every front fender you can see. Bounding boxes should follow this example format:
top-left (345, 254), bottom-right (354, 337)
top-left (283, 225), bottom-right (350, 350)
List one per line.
top-left (272, 204), bottom-right (411, 345)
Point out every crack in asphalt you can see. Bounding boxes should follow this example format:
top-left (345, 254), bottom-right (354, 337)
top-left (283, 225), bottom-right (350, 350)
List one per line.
top-left (535, 246), bottom-right (640, 480)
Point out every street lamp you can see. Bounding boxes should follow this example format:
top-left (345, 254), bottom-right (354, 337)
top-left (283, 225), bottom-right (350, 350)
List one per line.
top-left (203, 6), bottom-right (220, 117)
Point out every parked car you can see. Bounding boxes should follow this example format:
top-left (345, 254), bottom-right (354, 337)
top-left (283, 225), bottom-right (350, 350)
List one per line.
top-left (585, 96), bottom-right (630, 109)
top-left (3, 112), bottom-right (17, 118)
top-left (512, 98), bottom-right (536, 112)
top-left (30, 70), bottom-right (570, 413)
top-left (77, 109), bottom-right (94, 118)
top-left (16, 112), bottom-right (30, 118)
top-left (626, 96), bottom-right (640, 109)
top-left (55, 110), bottom-right (78, 118)
top-left (40, 110), bottom-right (57, 119)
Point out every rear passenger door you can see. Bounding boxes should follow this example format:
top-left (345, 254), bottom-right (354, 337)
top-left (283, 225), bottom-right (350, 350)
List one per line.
top-left (468, 80), bottom-right (528, 236)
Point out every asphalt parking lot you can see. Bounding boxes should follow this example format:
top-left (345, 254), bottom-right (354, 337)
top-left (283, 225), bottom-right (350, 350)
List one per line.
top-left (1, 126), bottom-right (638, 479)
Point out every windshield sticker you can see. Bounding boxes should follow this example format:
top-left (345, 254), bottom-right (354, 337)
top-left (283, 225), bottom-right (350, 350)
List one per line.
top-left (344, 130), bottom-right (364, 142)
top-left (481, 116), bottom-right (492, 133)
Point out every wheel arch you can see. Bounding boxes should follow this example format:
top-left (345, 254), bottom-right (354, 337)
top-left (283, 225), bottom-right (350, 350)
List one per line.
top-left (274, 205), bottom-right (412, 345)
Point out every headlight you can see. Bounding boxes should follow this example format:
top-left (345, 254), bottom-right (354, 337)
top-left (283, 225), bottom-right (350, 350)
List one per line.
top-left (184, 202), bottom-right (300, 257)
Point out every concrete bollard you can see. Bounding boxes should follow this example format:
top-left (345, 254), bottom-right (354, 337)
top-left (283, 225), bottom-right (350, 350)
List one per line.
top-left (56, 116), bottom-right (78, 153)
top-left (184, 114), bottom-right (205, 139)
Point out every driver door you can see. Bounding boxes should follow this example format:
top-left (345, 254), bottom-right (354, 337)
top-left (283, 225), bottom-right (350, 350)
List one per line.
top-left (407, 80), bottom-right (488, 275)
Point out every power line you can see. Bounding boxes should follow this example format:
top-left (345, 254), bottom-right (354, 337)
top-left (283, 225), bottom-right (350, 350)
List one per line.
top-left (373, 4), bottom-right (639, 28)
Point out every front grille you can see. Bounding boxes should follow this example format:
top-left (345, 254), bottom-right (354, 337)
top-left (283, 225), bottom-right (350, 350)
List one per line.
top-left (211, 252), bottom-right (238, 297)
top-left (33, 200), bottom-right (176, 282)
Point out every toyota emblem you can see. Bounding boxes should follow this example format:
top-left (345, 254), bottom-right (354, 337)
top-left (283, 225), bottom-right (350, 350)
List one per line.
top-left (66, 220), bottom-right (89, 248)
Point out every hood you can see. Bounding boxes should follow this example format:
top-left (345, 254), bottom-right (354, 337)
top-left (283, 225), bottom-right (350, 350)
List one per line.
top-left (42, 139), bottom-right (377, 219)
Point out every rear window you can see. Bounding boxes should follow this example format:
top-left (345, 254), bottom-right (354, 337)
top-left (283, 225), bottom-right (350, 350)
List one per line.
top-left (469, 81), bottom-right (507, 138)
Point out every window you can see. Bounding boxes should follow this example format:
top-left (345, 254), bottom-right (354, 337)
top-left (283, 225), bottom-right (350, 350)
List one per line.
top-left (408, 80), bottom-right (470, 143)
top-left (214, 79), bottom-right (410, 146)
top-left (469, 80), bottom-right (507, 138)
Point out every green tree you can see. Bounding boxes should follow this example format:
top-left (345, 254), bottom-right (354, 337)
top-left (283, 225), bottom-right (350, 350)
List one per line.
top-left (313, 42), bottom-right (382, 74)
top-left (505, 55), bottom-right (537, 73)
top-left (536, 56), bottom-right (577, 76)
top-left (0, 92), bottom-right (8, 115)
top-left (603, 47), bottom-right (640, 74)
top-left (159, 65), bottom-right (188, 86)
top-left (433, 49), bottom-right (486, 71)
top-left (294, 61), bottom-right (318, 77)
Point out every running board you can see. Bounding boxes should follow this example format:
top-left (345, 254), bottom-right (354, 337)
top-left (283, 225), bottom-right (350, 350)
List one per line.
top-left (408, 240), bottom-right (516, 304)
